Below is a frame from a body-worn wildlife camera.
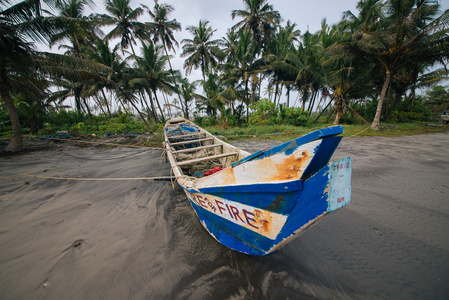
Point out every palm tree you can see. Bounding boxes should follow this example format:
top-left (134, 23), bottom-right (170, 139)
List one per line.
top-left (101, 0), bottom-right (148, 56)
top-left (145, 0), bottom-right (181, 58)
top-left (181, 20), bottom-right (224, 81)
top-left (1, 0), bottom-right (113, 151)
top-left (264, 21), bottom-right (300, 105)
top-left (48, 0), bottom-right (102, 114)
top-left (128, 41), bottom-right (176, 122)
top-left (338, 0), bottom-right (449, 130)
top-left (83, 38), bottom-right (127, 115)
top-left (179, 77), bottom-right (195, 119)
top-left (222, 29), bottom-right (261, 121)
top-left (49, 0), bottom-right (100, 56)
top-left (231, 0), bottom-right (281, 51)
top-left (342, 0), bottom-right (384, 32)
top-left (1, 0), bottom-right (62, 151)
top-left (145, 0), bottom-right (183, 113)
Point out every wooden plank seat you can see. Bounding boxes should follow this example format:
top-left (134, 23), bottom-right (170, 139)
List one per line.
top-left (168, 132), bottom-right (205, 140)
top-left (172, 144), bottom-right (222, 154)
top-left (176, 152), bottom-right (238, 166)
top-left (169, 137), bottom-right (214, 146)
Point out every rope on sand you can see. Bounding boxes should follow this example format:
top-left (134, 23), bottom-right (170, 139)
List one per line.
top-left (36, 136), bottom-right (163, 150)
top-left (345, 126), bottom-right (371, 139)
top-left (0, 169), bottom-right (174, 181)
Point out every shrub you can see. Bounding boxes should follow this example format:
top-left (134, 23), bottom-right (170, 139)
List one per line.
top-left (283, 107), bottom-right (310, 126)
top-left (250, 98), bottom-right (278, 125)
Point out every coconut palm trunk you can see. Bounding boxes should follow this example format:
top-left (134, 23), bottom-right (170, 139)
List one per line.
top-left (101, 88), bottom-right (112, 115)
top-left (153, 90), bottom-right (165, 121)
top-left (371, 72), bottom-right (391, 130)
top-left (0, 81), bottom-right (23, 152)
top-left (146, 89), bottom-right (158, 121)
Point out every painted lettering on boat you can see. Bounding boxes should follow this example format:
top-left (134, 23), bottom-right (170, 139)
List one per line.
top-left (328, 157), bottom-right (352, 212)
top-left (186, 191), bottom-right (288, 240)
top-left (332, 162), bottom-right (350, 171)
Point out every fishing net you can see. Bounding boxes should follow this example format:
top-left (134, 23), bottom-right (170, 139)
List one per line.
top-left (166, 124), bottom-right (236, 177)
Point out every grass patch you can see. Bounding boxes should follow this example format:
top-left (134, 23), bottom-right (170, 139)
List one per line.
top-left (204, 122), bottom-right (448, 141)
top-left (16, 121), bottom-right (448, 150)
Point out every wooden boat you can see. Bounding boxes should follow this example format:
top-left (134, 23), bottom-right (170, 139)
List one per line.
top-left (164, 117), bottom-right (351, 256)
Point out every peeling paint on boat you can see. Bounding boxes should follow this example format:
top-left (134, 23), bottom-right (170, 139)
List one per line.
top-left (164, 117), bottom-right (351, 256)
top-left (185, 191), bottom-right (288, 240)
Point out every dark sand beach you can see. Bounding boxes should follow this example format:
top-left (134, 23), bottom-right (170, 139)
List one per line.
top-left (1, 133), bottom-right (448, 299)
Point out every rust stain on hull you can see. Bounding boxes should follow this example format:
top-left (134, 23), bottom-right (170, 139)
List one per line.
top-left (220, 167), bottom-right (236, 185)
top-left (268, 150), bottom-right (310, 181)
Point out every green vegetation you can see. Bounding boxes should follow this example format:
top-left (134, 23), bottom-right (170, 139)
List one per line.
top-left (1, 0), bottom-right (449, 151)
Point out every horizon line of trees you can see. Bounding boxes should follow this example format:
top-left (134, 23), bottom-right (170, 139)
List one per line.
top-left (1, 0), bottom-right (449, 151)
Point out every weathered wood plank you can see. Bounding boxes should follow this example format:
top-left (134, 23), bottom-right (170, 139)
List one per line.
top-left (173, 144), bottom-right (222, 154)
top-left (177, 152), bottom-right (238, 166)
top-left (168, 132), bottom-right (205, 140)
top-left (170, 137), bottom-right (214, 146)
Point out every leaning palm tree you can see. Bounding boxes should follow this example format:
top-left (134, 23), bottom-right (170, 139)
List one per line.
top-left (231, 0), bottom-right (281, 51)
top-left (1, 0), bottom-right (66, 152)
top-left (181, 20), bottom-right (224, 81)
top-left (1, 0), bottom-right (112, 151)
top-left (338, 0), bottom-right (449, 130)
top-left (1, 1), bottom-right (38, 151)
top-left (100, 0), bottom-right (148, 56)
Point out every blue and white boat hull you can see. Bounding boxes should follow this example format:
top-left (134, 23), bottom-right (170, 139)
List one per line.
top-left (164, 118), bottom-right (351, 256)
top-left (183, 157), bottom-right (351, 256)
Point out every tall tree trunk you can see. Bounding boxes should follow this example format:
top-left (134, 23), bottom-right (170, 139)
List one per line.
top-left (307, 90), bottom-right (317, 114)
top-left (139, 91), bottom-right (152, 117)
top-left (333, 96), bottom-right (343, 125)
top-left (101, 88), bottom-right (112, 115)
top-left (162, 92), bottom-right (172, 118)
top-left (74, 86), bottom-right (82, 113)
top-left (0, 81), bottom-right (23, 152)
top-left (301, 89), bottom-right (307, 110)
top-left (244, 80), bottom-right (249, 122)
top-left (83, 97), bottom-right (92, 118)
top-left (273, 82), bottom-right (278, 105)
top-left (313, 97), bottom-right (332, 124)
top-left (153, 90), bottom-right (165, 122)
top-left (163, 42), bottom-right (184, 115)
top-left (326, 107), bottom-right (335, 123)
top-left (130, 42), bottom-right (137, 57)
top-left (184, 98), bottom-right (189, 120)
top-left (95, 96), bottom-right (107, 115)
top-left (371, 72), bottom-right (392, 130)
top-left (409, 79), bottom-right (417, 111)
top-left (286, 86), bottom-right (290, 108)
top-left (277, 85), bottom-right (283, 107)
top-left (347, 104), bottom-right (370, 125)
top-left (146, 89), bottom-right (158, 122)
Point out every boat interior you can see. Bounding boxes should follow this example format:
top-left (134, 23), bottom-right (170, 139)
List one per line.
top-left (164, 118), bottom-right (246, 176)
